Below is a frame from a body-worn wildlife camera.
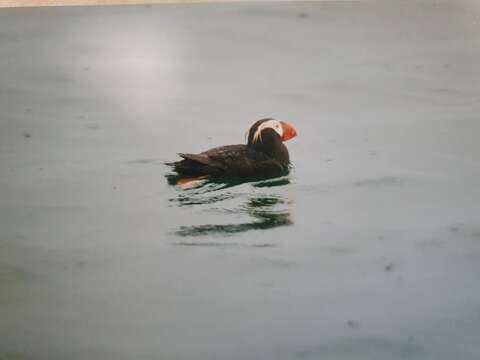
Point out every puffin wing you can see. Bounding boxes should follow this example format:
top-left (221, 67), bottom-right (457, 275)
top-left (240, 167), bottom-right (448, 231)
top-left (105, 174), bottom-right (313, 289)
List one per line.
top-left (173, 152), bottom-right (225, 176)
top-left (203, 145), bottom-right (284, 177)
top-left (171, 145), bottom-right (285, 178)
top-left (178, 153), bottom-right (224, 169)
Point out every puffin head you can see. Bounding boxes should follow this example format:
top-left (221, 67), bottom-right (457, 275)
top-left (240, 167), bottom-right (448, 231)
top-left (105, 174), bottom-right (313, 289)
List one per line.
top-left (246, 118), bottom-right (297, 146)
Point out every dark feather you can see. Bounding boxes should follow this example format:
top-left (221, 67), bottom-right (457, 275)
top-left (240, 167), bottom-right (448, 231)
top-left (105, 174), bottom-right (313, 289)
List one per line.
top-left (167, 119), bottom-right (292, 179)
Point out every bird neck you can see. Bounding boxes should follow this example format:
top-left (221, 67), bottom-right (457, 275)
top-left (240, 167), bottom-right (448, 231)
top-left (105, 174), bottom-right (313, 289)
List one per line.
top-left (249, 129), bottom-right (290, 166)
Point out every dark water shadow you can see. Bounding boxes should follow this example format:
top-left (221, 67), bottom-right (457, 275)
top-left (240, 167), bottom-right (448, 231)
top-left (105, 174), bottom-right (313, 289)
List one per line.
top-left (166, 174), bottom-right (293, 239)
top-left (175, 195), bottom-right (292, 237)
top-left (165, 170), bottom-right (290, 189)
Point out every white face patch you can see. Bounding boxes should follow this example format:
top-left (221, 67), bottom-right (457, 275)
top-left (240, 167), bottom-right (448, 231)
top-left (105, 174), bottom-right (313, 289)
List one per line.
top-left (252, 119), bottom-right (283, 143)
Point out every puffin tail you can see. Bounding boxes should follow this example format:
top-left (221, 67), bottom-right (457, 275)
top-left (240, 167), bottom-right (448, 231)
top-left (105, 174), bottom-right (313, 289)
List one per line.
top-left (167, 153), bottom-right (222, 177)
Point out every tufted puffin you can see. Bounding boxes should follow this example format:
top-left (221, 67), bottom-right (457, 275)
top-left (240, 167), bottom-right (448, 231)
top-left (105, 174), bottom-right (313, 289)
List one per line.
top-left (167, 118), bottom-right (297, 183)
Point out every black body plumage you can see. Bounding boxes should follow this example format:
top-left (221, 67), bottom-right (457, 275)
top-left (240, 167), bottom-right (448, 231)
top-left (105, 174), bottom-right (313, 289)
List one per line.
top-left (167, 119), bottom-right (294, 179)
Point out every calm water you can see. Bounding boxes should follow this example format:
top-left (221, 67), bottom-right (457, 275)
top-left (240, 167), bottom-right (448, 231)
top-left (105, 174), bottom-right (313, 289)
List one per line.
top-left (1, 1), bottom-right (480, 359)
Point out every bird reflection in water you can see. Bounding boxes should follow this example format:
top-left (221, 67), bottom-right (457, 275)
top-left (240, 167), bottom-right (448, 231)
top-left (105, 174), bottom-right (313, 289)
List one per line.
top-left (167, 175), bottom-right (293, 239)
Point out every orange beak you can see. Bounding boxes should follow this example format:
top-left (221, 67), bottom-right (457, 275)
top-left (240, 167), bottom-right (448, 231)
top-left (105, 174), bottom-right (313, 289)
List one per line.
top-left (280, 121), bottom-right (298, 142)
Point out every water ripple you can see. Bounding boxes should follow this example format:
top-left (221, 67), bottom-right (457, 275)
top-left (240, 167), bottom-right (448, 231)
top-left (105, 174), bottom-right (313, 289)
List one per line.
top-left (167, 175), bottom-right (294, 238)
